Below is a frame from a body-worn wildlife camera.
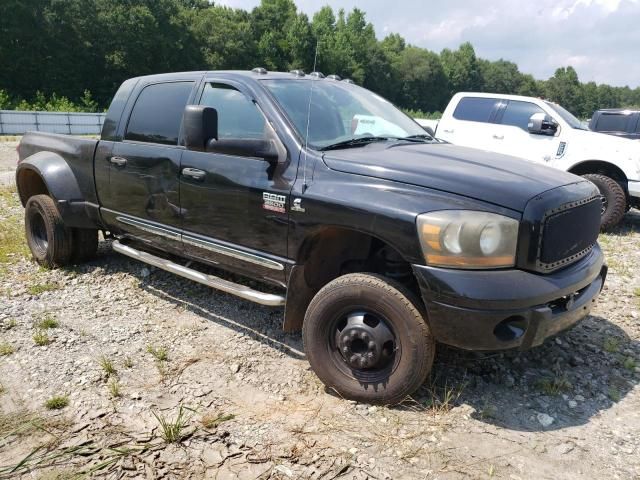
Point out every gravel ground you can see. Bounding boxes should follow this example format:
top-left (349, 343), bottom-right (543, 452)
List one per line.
top-left (0, 140), bottom-right (639, 479)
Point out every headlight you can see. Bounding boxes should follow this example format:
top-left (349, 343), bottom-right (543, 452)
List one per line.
top-left (417, 211), bottom-right (519, 269)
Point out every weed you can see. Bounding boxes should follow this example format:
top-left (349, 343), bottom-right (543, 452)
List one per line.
top-left (0, 382), bottom-right (5, 394)
top-left (33, 330), bottom-right (51, 346)
top-left (201, 412), bottom-right (235, 429)
top-left (36, 314), bottom-right (59, 329)
top-left (98, 355), bottom-right (117, 377)
top-left (633, 287), bottom-right (640, 297)
top-left (0, 342), bottom-right (15, 356)
top-left (147, 345), bottom-right (168, 361)
top-left (123, 357), bottom-right (134, 368)
top-left (623, 356), bottom-right (637, 371)
top-left (4, 318), bottom-right (17, 330)
top-left (108, 379), bottom-right (121, 398)
top-left (156, 360), bottom-right (168, 380)
top-left (28, 282), bottom-right (61, 296)
top-left (603, 336), bottom-right (620, 353)
top-left (0, 186), bottom-right (29, 264)
top-left (152, 405), bottom-right (195, 443)
top-left (536, 376), bottom-right (572, 396)
top-left (422, 377), bottom-right (465, 412)
top-left (45, 395), bottom-right (69, 410)
top-left (608, 387), bottom-right (621, 402)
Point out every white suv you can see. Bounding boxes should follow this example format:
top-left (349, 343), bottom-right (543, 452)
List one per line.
top-left (435, 92), bottom-right (640, 229)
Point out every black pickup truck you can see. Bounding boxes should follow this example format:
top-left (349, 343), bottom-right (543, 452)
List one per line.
top-left (17, 69), bottom-right (607, 404)
top-left (589, 108), bottom-right (640, 140)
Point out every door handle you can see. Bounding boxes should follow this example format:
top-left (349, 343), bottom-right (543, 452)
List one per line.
top-left (493, 134), bottom-right (504, 140)
top-left (442, 129), bottom-right (454, 134)
top-left (110, 156), bottom-right (127, 166)
top-left (182, 167), bottom-right (206, 181)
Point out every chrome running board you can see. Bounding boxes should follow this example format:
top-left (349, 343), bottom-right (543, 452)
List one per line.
top-left (112, 241), bottom-right (285, 307)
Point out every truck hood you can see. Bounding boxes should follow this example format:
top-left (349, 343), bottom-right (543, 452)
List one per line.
top-left (322, 142), bottom-right (584, 212)
top-left (570, 128), bottom-right (640, 156)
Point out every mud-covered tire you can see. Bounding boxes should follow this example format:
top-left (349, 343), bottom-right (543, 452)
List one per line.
top-left (582, 174), bottom-right (626, 230)
top-left (303, 273), bottom-right (435, 405)
top-left (24, 194), bottom-right (74, 268)
top-left (71, 228), bottom-right (98, 263)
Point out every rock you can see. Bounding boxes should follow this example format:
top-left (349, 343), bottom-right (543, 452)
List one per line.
top-left (140, 267), bottom-right (150, 278)
top-left (568, 400), bottom-right (578, 409)
top-left (537, 413), bottom-right (555, 427)
top-left (230, 363), bottom-right (240, 373)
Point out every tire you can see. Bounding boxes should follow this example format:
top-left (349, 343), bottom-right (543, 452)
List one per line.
top-left (24, 194), bottom-right (74, 268)
top-left (303, 273), bottom-right (435, 405)
top-left (582, 174), bottom-right (626, 230)
top-left (71, 228), bottom-right (98, 263)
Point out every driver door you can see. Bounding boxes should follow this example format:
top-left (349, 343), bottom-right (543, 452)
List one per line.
top-left (179, 81), bottom-right (293, 285)
top-left (490, 100), bottom-right (561, 165)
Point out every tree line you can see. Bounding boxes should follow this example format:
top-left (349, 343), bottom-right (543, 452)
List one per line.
top-left (1, 0), bottom-right (639, 117)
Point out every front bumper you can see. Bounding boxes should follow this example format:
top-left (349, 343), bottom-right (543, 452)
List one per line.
top-left (413, 246), bottom-right (606, 351)
top-left (628, 180), bottom-right (640, 199)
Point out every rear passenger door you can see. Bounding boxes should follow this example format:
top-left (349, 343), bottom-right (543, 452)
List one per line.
top-left (491, 100), bottom-right (561, 164)
top-left (438, 97), bottom-right (501, 152)
top-left (100, 81), bottom-right (195, 252)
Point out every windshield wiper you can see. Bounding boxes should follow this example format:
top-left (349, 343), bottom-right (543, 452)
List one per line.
top-left (319, 136), bottom-right (390, 151)
top-left (401, 134), bottom-right (434, 142)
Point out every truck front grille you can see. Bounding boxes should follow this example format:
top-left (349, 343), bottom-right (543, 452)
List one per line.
top-left (537, 196), bottom-right (601, 272)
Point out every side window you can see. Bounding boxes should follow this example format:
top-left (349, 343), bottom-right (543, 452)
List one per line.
top-left (635, 115), bottom-right (640, 133)
top-left (200, 83), bottom-right (266, 139)
top-left (125, 82), bottom-right (194, 145)
top-left (595, 113), bottom-right (630, 132)
top-left (501, 101), bottom-right (546, 131)
top-left (453, 97), bottom-right (499, 123)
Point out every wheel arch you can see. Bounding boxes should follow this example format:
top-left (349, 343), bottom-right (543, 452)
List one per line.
top-left (16, 152), bottom-right (97, 228)
top-left (283, 226), bottom-right (419, 332)
top-left (568, 160), bottom-right (628, 189)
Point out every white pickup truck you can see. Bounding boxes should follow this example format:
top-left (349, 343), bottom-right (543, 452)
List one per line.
top-left (422, 92), bottom-right (640, 229)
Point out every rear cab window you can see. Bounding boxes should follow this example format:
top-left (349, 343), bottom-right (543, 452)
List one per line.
top-left (125, 82), bottom-right (194, 145)
top-left (594, 113), bottom-right (631, 133)
top-left (453, 97), bottom-right (500, 123)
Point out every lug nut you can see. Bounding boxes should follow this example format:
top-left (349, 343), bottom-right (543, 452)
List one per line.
top-left (342, 346), bottom-right (349, 354)
top-left (359, 357), bottom-right (368, 368)
top-left (349, 354), bottom-right (358, 365)
top-left (368, 341), bottom-right (376, 351)
top-left (360, 332), bottom-right (368, 340)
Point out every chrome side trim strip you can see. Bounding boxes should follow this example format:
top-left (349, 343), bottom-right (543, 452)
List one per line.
top-left (182, 234), bottom-right (285, 271)
top-left (112, 241), bottom-right (285, 307)
top-left (115, 216), bottom-right (286, 271)
top-left (116, 216), bottom-right (181, 241)
top-left (182, 233), bottom-right (284, 270)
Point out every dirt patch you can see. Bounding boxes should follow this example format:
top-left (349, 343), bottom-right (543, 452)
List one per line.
top-left (0, 152), bottom-right (639, 478)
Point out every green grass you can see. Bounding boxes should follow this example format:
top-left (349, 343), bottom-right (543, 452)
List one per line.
top-left (604, 336), bottom-right (620, 353)
top-left (28, 282), bottom-right (61, 296)
top-left (147, 345), bottom-right (168, 362)
top-left (123, 357), bottom-right (134, 368)
top-left (0, 342), bottom-right (15, 356)
top-left (536, 376), bottom-right (573, 396)
top-left (98, 355), bottom-right (117, 377)
top-left (152, 405), bottom-right (194, 443)
top-left (608, 387), bottom-right (621, 402)
top-left (35, 314), bottom-right (59, 329)
top-left (108, 379), bottom-right (121, 398)
top-left (633, 287), bottom-right (640, 297)
top-left (45, 395), bottom-right (69, 410)
top-left (33, 330), bottom-right (51, 346)
top-left (3, 318), bottom-right (17, 330)
top-left (201, 412), bottom-right (235, 429)
top-left (623, 356), bottom-right (637, 371)
top-left (0, 185), bottom-right (29, 265)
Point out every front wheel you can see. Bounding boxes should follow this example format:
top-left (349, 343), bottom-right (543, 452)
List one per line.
top-left (303, 273), bottom-right (435, 405)
top-left (582, 174), bottom-right (626, 230)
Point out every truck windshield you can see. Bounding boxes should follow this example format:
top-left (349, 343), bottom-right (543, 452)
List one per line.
top-left (262, 79), bottom-right (428, 150)
top-left (545, 101), bottom-right (587, 130)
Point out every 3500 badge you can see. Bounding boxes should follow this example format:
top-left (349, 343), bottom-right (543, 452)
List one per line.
top-left (262, 192), bottom-right (286, 213)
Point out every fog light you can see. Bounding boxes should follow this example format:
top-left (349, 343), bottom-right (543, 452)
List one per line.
top-left (494, 316), bottom-right (527, 342)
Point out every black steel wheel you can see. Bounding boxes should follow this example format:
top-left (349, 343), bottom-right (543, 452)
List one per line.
top-left (303, 273), bottom-right (435, 405)
top-left (24, 194), bottom-right (74, 268)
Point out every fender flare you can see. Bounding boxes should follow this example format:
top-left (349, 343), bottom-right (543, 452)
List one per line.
top-left (16, 151), bottom-right (98, 228)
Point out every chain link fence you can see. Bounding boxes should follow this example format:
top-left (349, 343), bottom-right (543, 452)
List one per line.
top-left (0, 110), bottom-right (105, 135)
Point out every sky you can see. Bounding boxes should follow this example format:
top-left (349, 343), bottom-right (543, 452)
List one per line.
top-left (215, 0), bottom-right (640, 88)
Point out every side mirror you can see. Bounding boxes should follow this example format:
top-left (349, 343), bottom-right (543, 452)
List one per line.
top-left (206, 138), bottom-right (284, 163)
top-left (528, 112), bottom-right (558, 136)
top-left (183, 105), bottom-right (218, 151)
